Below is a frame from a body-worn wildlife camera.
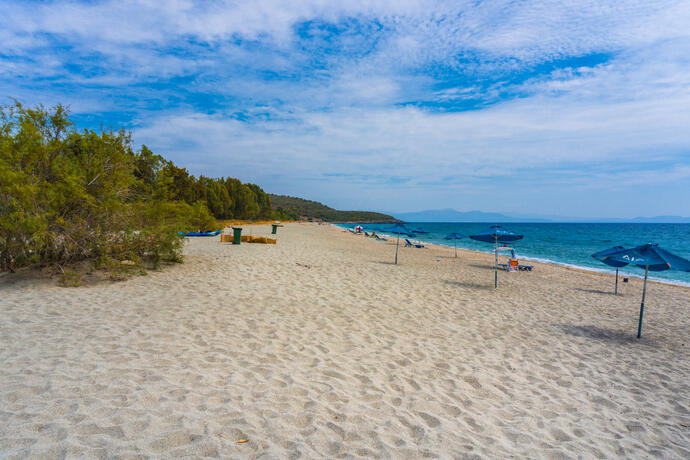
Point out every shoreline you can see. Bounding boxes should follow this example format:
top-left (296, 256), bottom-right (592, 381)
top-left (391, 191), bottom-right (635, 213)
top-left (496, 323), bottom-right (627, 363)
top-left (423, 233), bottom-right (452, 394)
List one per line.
top-left (338, 224), bottom-right (690, 288)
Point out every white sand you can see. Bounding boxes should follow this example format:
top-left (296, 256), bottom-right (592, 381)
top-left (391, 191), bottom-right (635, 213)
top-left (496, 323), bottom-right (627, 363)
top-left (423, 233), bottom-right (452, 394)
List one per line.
top-left (1, 223), bottom-right (689, 458)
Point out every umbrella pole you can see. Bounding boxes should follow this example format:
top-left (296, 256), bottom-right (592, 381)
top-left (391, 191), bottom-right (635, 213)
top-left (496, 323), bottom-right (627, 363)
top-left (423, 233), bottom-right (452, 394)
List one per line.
top-left (454, 239), bottom-right (457, 258)
top-left (494, 239), bottom-right (498, 288)
top-left (615, 267), bottom-right (619, 295)
top-left (637, 265), bottom-right (648, 338)
top-left (395, 234), bottom-right (399, 265)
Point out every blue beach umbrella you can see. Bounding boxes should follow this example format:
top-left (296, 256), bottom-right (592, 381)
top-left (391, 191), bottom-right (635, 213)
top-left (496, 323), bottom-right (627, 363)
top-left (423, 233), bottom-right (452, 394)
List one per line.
top-left (381, 224), bottom-right (416, 264)
top-left (602, 243), bottom-right (690, 338)
top-left (444, 233), bottom-right (464, 258)
top-left (469, 225), bottom-right (524, 288)
top-left (591, 246), bottom-right (628, 295)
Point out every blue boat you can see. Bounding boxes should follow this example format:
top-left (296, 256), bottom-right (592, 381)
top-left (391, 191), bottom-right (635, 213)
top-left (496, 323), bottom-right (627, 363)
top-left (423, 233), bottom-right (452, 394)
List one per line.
top-left (178, 230), bottom-right (222, 237)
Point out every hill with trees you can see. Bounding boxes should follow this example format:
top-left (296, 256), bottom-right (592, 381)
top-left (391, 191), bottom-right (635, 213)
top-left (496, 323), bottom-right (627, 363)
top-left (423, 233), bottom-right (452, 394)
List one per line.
top-left (269, 194), bottom-right (397, 222)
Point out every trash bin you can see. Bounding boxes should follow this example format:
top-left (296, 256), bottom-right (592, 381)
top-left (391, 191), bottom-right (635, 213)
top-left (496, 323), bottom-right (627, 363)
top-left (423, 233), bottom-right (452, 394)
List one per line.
top-left (271, 224), bottom-right (278, 234)
top-left (232, 227), bottom-right (242, 244)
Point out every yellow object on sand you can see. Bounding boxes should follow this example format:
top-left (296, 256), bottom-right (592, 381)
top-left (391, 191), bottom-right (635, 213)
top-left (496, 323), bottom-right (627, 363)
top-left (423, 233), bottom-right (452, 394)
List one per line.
top-left (241, 235), bottom-right (277, 244)
top-left (237, 439), bottom-right (248, 443)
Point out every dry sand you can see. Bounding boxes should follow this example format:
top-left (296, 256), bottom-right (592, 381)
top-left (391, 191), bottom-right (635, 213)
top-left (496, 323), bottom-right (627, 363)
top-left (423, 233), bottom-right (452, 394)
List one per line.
top-left (1, 223), bottom-right (689, 458)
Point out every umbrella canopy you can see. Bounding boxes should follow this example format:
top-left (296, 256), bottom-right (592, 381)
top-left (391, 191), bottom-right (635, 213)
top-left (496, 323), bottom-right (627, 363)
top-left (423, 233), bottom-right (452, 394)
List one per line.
top-left (591, 246), bottom-right (628, 294)
top-left (384, 223), bottom-right (416, 236)
top-left (601, 243), bottom-right (690, 338)
top-left (603, 243), bottom-right (690, 271)
top-left (592, 246), bottom-right (629, 268)
top-left (380, 224), bottom-right (415, 265)
top-left (444, 233), bottom-right (464, 258)
top-left (470, 225), bottom-right (524, 243)
top-left (469, 225), bottom-right (524, 288)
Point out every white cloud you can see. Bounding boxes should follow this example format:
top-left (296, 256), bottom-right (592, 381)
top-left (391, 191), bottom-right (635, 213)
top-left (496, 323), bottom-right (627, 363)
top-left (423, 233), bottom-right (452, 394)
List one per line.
top-left (135, 76), bottom-right (690, 187)
top-left (2, 0), bottom-right (690, 216)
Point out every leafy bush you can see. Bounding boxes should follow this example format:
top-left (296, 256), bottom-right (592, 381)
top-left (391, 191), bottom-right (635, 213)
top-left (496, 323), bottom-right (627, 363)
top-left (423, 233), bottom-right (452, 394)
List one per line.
top-left (0, 102), bottom-right (277, 279)
top-left (58, 268), bottom-right (84, 287)
top-left (0, 104), bottom-right (184, 275)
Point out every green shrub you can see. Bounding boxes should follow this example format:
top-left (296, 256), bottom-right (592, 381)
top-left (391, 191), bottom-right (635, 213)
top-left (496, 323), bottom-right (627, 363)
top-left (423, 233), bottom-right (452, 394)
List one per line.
top-left (0, 102), bottom-right (271, 281)
top-left (0, 103), bottom-right (188, 277)
top-left (58, 268), bottom-right (83, 287)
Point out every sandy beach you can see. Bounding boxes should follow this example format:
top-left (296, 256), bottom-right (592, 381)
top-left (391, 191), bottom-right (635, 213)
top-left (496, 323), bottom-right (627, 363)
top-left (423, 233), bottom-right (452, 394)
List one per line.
top-left (1, 222), bottom-right (689, 458)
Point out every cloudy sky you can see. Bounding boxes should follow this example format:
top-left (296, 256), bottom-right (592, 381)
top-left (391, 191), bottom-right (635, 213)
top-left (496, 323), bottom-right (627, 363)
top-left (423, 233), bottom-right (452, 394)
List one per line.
top-left (2, 1), bottom-right (690, 218)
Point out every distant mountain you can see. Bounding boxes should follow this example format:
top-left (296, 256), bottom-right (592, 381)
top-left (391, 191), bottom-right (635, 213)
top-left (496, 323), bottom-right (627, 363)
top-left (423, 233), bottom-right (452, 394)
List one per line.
top-left (626, 216), bottom-right (690, 223)
top-left (391, 209), bottom-right (690, 223)
top-left (269, 194), bottom-right (398, 222)
top-left (392, 208), bottom-right (551, 222)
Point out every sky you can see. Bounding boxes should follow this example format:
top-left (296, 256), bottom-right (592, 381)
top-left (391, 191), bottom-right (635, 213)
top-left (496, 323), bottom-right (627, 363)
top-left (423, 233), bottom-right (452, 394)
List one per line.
top-left (2, 1), bottom-right (690, 218)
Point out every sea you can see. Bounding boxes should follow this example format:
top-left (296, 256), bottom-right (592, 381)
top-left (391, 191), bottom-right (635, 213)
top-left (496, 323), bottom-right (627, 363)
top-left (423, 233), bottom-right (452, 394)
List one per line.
top-left (335, 222), bottom-right (690, 286)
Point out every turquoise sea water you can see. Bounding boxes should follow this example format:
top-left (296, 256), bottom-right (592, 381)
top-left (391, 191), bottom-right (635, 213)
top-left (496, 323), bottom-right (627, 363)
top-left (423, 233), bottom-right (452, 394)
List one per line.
top-left (336, 222), bottom-right (690, 286)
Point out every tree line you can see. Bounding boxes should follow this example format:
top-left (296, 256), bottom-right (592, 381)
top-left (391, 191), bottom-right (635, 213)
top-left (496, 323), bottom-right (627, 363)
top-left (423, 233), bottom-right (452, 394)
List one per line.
top-left (268, 194), bottom-right (396, 222)
top-left (0, 102), bottom-right (271, 278)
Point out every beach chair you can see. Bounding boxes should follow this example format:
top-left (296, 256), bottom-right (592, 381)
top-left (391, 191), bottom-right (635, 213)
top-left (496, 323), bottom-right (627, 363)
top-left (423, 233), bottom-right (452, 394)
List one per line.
top-left (509, 259), bottom-right (519, 271)
top-left (405, 239), bottom-right (424, 248)
top-left (518, 264), bottom-right (533, 271)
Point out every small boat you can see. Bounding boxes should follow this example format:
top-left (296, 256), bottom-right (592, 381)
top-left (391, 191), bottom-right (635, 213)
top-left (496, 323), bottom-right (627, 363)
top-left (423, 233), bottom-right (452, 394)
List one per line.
top-left (178, 230), bottom-right (222, 237)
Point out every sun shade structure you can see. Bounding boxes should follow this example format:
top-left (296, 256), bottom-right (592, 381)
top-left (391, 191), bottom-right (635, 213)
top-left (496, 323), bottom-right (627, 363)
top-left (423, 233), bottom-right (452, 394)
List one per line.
top-left (380, 224), bottom-right (416, 265)
top-left (602, 243), bottom-right (690, 338)
top-left (591, 246), bottom-right (628, 294)
top-left (443, 233), bottom-right (464, 258)
top-left (469, 225), bottom-right (524, 288)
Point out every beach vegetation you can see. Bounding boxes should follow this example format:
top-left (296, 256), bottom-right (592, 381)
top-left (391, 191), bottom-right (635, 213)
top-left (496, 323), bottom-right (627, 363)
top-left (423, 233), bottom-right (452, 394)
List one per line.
top-left (0, 102), bottom-right (273, 277)
top-left (57, 268), bottom-right (84, 287)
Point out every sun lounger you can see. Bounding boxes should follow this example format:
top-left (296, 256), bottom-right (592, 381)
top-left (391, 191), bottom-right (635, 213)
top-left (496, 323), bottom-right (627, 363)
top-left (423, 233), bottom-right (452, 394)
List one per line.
top-left (509, 259), bottom-right (519, 271)
top-left (499, 261), bottom-right (533, 271)
top-left (405, 239), bottom-right (424, 248)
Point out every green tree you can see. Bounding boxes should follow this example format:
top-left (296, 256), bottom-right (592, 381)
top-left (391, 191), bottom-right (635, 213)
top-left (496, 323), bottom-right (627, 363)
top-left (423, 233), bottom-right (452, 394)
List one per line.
top-left (0, 103), bottom-right (193, 274)
top-left (1, 102), bottom-right (277, 277)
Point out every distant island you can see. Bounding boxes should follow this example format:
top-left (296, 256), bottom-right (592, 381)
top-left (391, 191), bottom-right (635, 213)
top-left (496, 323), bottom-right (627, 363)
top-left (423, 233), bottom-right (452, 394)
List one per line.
top-left (269, 194), bottom-right (398, 223)
top-left (391, 208), bottom-right (690, 223)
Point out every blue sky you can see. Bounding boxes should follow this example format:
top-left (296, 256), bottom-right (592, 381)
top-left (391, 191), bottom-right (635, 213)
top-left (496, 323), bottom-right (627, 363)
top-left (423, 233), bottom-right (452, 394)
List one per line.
top-left (2, 1), bottom-right (690, 218)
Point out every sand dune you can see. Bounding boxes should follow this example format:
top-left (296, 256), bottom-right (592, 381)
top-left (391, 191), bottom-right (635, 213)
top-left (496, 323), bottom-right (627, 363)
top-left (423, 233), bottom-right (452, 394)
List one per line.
top-left (1, 223), bottom-right (689, 458)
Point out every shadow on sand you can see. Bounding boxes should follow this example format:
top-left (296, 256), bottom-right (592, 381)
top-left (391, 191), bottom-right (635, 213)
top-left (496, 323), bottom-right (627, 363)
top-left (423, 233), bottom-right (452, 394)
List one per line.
top-left (573, 287), bottom-right (621, 296)
top-left (370, 260), bottom-right (398, 265)
top-left (559, 324), bottom-right (646, 344)
top-left (442, 279), bottom-right (494, 290)
top-left (467, 263), bottom-right (496, 270)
